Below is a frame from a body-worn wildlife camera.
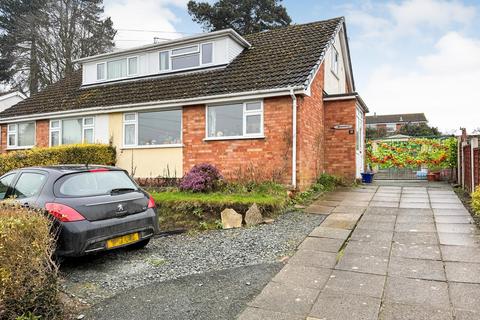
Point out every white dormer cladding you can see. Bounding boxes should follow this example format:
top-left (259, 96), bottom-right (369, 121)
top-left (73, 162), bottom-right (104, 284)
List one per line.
top-left (324, 26), bottom-right (349, 94)
top-left (79, 29), bottom-right (250, 86)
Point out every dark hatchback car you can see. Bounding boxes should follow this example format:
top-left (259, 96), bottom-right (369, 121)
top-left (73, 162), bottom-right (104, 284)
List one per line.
top-left (0, 165), bottom-right (159, 257)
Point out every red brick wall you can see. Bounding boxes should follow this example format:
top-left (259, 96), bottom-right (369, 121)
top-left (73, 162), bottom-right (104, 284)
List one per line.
top-left (296, 64), bottom-right (325, 189)
top-left (182, 96), bottom-right (293, 185)
top-left (35, 120), bottom-right (49, 148)
top-left (0, 125), bottom-right (6, 154)
top-left (474, 148), bottom-right (479, 190)
top-left (324, 99), bottom-right (357, 180)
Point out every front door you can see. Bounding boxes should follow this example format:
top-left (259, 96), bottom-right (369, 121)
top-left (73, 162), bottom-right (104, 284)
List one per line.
top-left (355, 107), bottom-right (365, 179)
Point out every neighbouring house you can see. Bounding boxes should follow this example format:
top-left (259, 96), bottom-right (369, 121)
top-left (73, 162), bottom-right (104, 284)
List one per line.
top-left (366, 113), bottom-right (428, 134)
top-left (0, 17), bottom-right (368, 190)
top-left (0, 91), bottom-right (26, 113)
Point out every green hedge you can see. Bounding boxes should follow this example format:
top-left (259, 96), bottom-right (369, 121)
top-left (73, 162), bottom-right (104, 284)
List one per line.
top-left (472, 186), bottom-right (480, 214)
top-left (0, 144), bottom-right (116, 176)
top-left (0, 204), bottom-right (62, 319)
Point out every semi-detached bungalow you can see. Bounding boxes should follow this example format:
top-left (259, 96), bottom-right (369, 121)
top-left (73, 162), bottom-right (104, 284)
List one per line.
top-left (0, 17), bottom-right (368, 190)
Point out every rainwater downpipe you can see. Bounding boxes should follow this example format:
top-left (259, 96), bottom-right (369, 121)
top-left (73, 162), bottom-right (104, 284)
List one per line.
top-left (290, 88), bottom-right (297, 189)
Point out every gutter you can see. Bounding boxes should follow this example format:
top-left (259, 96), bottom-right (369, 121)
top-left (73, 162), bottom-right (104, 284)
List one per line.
top-left (290, 88), bottom-right (297, 189)
top-left (0, 86), bottom-right (306, 123)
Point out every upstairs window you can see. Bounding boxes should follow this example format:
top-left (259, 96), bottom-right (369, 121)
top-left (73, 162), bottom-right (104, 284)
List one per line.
top-left (50, 117), bottom-right (95, 146)
top-left (160, 42), bottom-right (213, 72)
top-left (96, 56), bottom-right (138, 81)
top-left (107, 59), bottom-right (127, 79)
top-left (207, 101), bottom-right (263, 139)
top-left (7, 122), bottom-right (35, 149)
top-left (331, 47), bottom-right (339, 75)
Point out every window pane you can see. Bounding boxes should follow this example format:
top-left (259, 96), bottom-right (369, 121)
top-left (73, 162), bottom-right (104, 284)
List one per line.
top-left (202, 43), bottom-right (213, 64)
top-left (208, 104), bottom-right (243, 137)
top-left (138, 110), bottom-right (182, 145)
top-left (172, 45), bottom-right (198, 56)
top-left (124, 124), bottom-right (136, 145)
top-left (246, 114), bottom-right (261, 134)
top-left (8, 134), bottom-right (15, 146)
top-left (50, 120), bottom-right (60, 128)
top-left (8, 124), bottom-right (16, 132)
top-left (84, 128), bottom-right (94, 143)
top-left (62, 119), bottom-right (82, 145)
top-left (97, 63), bottom-right (105, 79)
top-left (18, 122), bottom-right (35, 146)
top-left (246, 102), bottom-right (261, 111)
top-left (171, 54), bottom-right (200, 70)
top-left (13, 173), bottom-right (46, 199)
top-left (0, 174), bottom-right (15, 199)
top-left (84, 117), bottom-right (94, 126)
top-left (128, 57), bottom-right (137, 75)
top-left (159, 51), bottom-right (169, 71)
top-left (51, 131), bottom-right (60, 146)
top-left (58, 171), bottom-right (137, 197)
top-left (107, 59), bottom-right (127, 79)
top-left (124, 113), bottom-right (136, 121)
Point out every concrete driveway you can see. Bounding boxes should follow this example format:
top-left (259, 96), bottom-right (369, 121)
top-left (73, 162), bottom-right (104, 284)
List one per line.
top-left (241, 181), bottom-right (480, 320)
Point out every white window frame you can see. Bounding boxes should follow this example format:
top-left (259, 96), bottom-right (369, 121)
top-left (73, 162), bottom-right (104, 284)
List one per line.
top-left (7, 122), bottom-right (36, 150)
top-left (96, 62), bottom-right (106, 81)
top-left (159, 42), bottom-right (214, 73)
top-left (205, 101), bottom-right (264, 141)
top-left (96, 56), bottom-right (139, 82)
top-left (49, 117), bottom-right (95, 146)
top-left (331, 46), bottom-right (339, 76)
top-left (122, 110), bottom-right (183, 149)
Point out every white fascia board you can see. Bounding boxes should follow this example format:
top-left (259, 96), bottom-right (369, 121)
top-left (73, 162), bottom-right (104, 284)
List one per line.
top-left (0, 91), bottom-right (27, 101)
top-left (0, 86), bottom-right (306, 123)
top-left (74, 29), bottom-right (250, 64)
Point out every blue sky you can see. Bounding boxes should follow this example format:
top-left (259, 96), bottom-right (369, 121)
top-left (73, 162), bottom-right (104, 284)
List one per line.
top-left (104, 0), bottom-right (480, 133)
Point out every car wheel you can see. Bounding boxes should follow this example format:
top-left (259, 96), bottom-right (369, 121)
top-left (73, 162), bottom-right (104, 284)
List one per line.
top-left (128, 238), bottom-right (151, 250)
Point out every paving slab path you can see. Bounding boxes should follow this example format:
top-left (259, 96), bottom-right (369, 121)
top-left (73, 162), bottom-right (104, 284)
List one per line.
top-left (238, 181), bottom-right (480, 320)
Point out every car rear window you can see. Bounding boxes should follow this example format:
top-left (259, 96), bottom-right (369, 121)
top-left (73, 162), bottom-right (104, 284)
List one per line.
top-left (57, 171), bottom-right (138, 197)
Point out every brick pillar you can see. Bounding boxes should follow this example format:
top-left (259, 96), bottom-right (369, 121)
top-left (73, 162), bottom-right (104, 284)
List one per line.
top-left (0, 125), bottom-right (6, 154)
top-left (35, 120), bottom-right (49, 148)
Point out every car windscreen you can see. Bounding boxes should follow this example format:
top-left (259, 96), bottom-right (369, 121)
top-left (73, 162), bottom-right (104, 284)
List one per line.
top-left (56, 171), bottom-right (138, 197)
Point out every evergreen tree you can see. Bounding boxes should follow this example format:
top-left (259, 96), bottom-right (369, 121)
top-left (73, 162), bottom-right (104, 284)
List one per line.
top-left (0, 0), bottom-right (116, 95)
top-left (187, 0), bottom-right (291, 35)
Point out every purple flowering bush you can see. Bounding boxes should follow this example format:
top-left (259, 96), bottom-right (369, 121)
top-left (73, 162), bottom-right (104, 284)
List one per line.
top-left (179, 163), bottom-right (223, 192)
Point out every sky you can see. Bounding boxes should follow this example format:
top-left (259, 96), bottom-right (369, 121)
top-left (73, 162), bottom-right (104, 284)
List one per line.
top-left (103, 0), bottom-right (480, 134)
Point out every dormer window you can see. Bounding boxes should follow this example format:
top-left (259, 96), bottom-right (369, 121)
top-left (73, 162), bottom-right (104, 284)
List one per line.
top-left (159, 42), bottom-right (214, 73)
top-left (96, 56), bottom-right (138, 81)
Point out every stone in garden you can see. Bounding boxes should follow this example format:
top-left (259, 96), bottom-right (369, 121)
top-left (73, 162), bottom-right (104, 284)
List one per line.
top-left (245, 203), bottom-right (263, 226)
top-left (221, 208), bottom-right (242, 229)
top-left (263, 218), bottom-right (275, 224)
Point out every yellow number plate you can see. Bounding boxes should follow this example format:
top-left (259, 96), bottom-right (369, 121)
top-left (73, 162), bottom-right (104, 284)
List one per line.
top-left (106, 232), bottom-right (140, 249)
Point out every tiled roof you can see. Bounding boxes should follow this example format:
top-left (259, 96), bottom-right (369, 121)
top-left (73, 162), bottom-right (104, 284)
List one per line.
top-left (0, 17), bottom-right (343, 119)
top-left (366, 113), bottom-right (427, 124)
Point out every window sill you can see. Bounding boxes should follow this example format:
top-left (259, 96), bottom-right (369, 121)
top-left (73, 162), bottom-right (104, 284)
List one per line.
top-left (203, 135), bottom-right (265, 142)
top-left (6, 146), bottom-right (34, 150)
top-left (121, 144), bottom-right (183, 150)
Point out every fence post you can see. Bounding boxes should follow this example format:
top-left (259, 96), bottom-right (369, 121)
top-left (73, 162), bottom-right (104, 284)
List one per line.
top-left (462, 142), bottom-right (468, 189)
top-left (457, 137), bottom-right (462, 184)
top-left (472, 138), bottom-right (479, 191)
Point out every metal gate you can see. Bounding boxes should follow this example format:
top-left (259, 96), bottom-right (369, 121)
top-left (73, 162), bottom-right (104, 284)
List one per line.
top-left (374, 167), bottom-right (426, 180)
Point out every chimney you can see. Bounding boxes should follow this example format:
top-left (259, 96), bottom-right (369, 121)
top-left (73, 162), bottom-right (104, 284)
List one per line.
top-left (154, 37), bottom-right (162, 44)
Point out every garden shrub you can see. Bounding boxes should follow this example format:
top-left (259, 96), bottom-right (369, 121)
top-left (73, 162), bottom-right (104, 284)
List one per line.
top-left (0, 204), bottom-right (62, 319)
top-left (0, 144), bottom-right (116, 176)
top-left (472, 186), bottom-right (480, 214)
top-left (179, 163), bottom-right (222, 192)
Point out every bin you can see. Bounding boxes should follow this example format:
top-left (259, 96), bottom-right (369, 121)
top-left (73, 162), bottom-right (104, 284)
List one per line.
top-left (361, 172), bottom-right (374, 183)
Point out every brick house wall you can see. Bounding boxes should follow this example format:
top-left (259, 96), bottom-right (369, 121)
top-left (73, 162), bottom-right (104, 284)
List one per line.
top-left (464, 145), bottom-right (472, 192)
top-left (0, 125), bottom-right (6, 153)
top-left (296, 64), bottom-right (326, 189)
top-left (36, 120), bottom-right (49, 148)
top-left (182, 96), bottom-right (294, 185)
top-left (324, 99), bottom-right (357, 179)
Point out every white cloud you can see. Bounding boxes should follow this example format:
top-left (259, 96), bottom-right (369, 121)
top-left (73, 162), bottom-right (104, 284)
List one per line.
top-left (104, 0), bottom-right (190, 49)
top-left (363, 32), bottom-right (480, 133)
top-left (347, 0), bottom-right (476, 40)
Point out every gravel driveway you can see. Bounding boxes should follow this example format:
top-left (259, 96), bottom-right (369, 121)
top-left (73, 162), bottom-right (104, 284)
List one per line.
top-left (61, 211), bottom-right (325, 309)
